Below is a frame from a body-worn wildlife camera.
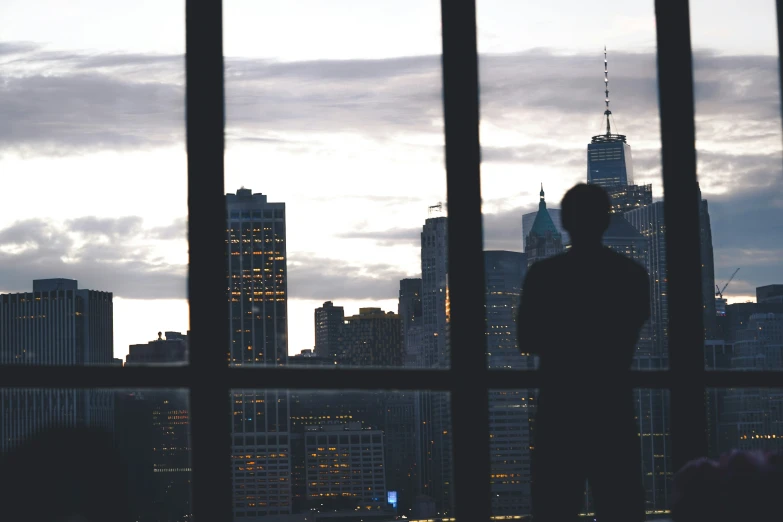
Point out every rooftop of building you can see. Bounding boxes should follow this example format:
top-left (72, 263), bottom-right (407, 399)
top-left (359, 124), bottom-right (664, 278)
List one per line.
top-left (528, 185), bottom-right (562, 239)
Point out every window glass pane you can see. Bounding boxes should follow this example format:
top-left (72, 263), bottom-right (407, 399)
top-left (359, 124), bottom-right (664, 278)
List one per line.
top-left (689, 0), bottom-right (783, 369)
top-left (0, 388), bottom-right (191, 520)
top-left (493, 388), bottom-right (671, 519)
top-left (223, 1), bottom-right (447, 370)
top-left (0, 1), bottom-right (189, 366)
top-left (476, 0), bottom-right (665, 371)
top-left (231, 389), bottom-right (453, 520)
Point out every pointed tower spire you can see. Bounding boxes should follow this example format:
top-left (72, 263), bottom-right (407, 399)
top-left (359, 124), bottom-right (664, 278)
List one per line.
top-left (539, 183), bottom-right (546, 210)
top-left (604, 45), bottom-right (612, 135)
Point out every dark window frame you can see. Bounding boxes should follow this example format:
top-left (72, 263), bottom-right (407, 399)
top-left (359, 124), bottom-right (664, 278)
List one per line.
top-left (2, 1), bottom-right (783, 520)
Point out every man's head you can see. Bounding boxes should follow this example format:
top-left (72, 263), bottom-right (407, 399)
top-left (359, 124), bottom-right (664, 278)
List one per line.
top-left (561, 183), bottom-right (611, 246)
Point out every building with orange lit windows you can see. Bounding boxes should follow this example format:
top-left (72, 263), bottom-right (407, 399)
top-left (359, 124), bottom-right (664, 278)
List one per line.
top-left (226, 188), bottom-right (291, 519)
top-left (304, 422), bottom-right (388, 514)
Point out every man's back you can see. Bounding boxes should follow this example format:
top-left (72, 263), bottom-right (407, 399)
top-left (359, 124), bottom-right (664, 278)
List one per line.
top-left (519, 245), bottom-right (650, 379)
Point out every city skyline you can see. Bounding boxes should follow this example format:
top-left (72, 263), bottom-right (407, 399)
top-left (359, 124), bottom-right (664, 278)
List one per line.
top-left (1, 0), bottom-right (781, 359)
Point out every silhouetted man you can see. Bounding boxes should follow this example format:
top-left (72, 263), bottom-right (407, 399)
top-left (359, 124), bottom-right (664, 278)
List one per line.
top-left (518, 183), bottom-right (649, 522)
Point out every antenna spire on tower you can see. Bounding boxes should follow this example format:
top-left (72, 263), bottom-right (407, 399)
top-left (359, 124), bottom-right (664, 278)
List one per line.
top-left (604, 45), bottom-right (612, 135)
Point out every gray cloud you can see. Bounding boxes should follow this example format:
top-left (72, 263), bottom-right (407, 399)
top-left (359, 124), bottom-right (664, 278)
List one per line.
top-left (0, 217), bottom-right (186, 299)
top-left (288, 253), bottom-right (411, 300)
top-left (146, 217), bottom-right (187, 240)
top-left (336, 227), bottom-right (420, 247)
top-left (1, 42), bottom-right (781, 302)
top-left (2, 43), bottom-right (779, 162)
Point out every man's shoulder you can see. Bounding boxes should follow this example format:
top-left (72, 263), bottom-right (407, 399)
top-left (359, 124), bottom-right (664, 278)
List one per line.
top-left (527, 253), bottom-right (568, 277)
top-left (604, 248), bottom-right (647, 275)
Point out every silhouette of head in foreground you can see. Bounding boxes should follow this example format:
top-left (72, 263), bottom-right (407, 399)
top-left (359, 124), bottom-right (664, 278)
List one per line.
top-left (561, 183), bottom-right (611, 248)
top-left (0, 425), bottom-right (130, 522)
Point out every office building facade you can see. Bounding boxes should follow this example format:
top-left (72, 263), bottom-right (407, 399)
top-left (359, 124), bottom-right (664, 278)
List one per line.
top-left (304, 423), bottom-right (388, 513)
top-left (417, 212), bottom-right (453, 516)
top-left (606, 184), bottom-right (652, 214)
top-left (314, 301), bottom-right (344, 359)
top-left (341, 308), bottom-right (403, 367)
top-left (484, 251), bottom-right (532, 516)
top-left (226, 188), bottom-right (291, 518)
top-left (399, 278), bottom-right (424, 368)
top-left (0, 279), bottom-right (114, 454)
top-left (120, 332), bottom-right (191, 522)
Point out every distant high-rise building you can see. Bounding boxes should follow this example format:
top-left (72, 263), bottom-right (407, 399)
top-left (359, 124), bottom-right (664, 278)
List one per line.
top-left (484, 251), bottom-right (532, 516)
top-left (758, 285), bottom-right (783, 304)
top-left (384, 392), bottom-right (418, 516)
top-left (625, 202), bottom-right (668, 355)
top-left (395, 279), bottom-right (424, 515)
top-left (421, 215), bottom-right (449, 369)
top-left (699, 194), bottom-right (718, 340)
top-left (586, 49), bottom-right (633, 189)
top-left (416, 210), bottom-right (453, 516)
top-left (522, 208), bottom-right (569, 249)
top-left (0, 279), bottom-right (114, 454)
top-left (314, 301), bottom-right (344, 359)
top-left (525, 186), bottom-right (564, 267)
top-left (341, 308), bottom-right (403, 367)
top-left (606, 184), bottom-right (653, 214)
top-left (120, 332), bottom-right (191, 522)
top-left (304, 423), bottom-right (388, 513)
top-left (718, 313), bottom-right (783, 455)
top-left (226, 188), bottom-right (291, 518)
top-left (126, 331), bottom-right (189, 364)
top-left (602, 214), bottom-right (648, 268)
top-left (625, 188), bottom-right (717, 351)
top-left (399, 278), bottom-right (424, 368)
top-left (601, 215), bottom-right (654, 356)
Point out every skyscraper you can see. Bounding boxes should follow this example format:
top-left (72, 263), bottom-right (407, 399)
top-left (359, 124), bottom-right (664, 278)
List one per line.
top-left (399, 278), bottom-right (424, 368)
top-left (718, 312), bottom-right (783, 454)
top-left (606, 183), bottom-right (653, 214)
top-left (416, 208), bottom-right (453, 516)
top-left (314, 301), bottom-right (344, 359)
top-left (304, 423), bottom-right (388, 513)
top-left (421, 212), bottom-right (449, 369)
top-left (484, 251), bottom-right (532, 516)
top-left (226, 188), bottom-right (291, 518)
top-left (525, 186), bottom-right (564, 267)
top-left (586, 48), bottom-right (633, 189)
top-left (522, 208), bottom-right (569, 248)
top-left (395, 279), bottom-right (424, 514)
top-left (0, 278), bottom-right (114, 454)
top-left (120, 332), bottom-right (192, 522)
top-left (699, 193), bottom-right (718, 340)
top-left (341, 308), bottom-right (403, 367)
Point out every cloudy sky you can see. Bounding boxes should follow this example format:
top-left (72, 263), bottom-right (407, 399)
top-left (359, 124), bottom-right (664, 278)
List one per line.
top-left (0, 0), bottom-right (781, 361)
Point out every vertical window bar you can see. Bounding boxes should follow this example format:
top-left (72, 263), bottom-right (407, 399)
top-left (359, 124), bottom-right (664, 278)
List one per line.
top-left (653, 0), bottom-right (708, 470)
top-left (777, 0), bottom-right (783, 138)
top-left (185, 1), bottom-right (233, 521)
top-left (440, 1), bottom-right (491, 521)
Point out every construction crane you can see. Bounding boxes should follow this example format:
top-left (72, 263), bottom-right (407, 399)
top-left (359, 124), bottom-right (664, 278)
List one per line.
top-left (715, 268), bottom-right (740, 299)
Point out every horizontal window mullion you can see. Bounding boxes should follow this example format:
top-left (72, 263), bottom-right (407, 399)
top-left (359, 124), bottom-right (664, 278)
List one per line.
top-left (3, 366), bottom-right (783, 389)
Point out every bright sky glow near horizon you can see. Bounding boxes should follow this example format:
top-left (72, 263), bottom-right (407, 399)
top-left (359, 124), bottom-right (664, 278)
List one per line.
top-left (0, 0), bottom-right (781, 360)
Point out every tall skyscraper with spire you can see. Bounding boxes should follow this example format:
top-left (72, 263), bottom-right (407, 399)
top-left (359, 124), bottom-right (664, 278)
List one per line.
top-left (587, 48), bottom-right (652, 213)
top-left (525, 185), bottom-right (564, 267)
top-left (587, 47), bottom-right (634, 189)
